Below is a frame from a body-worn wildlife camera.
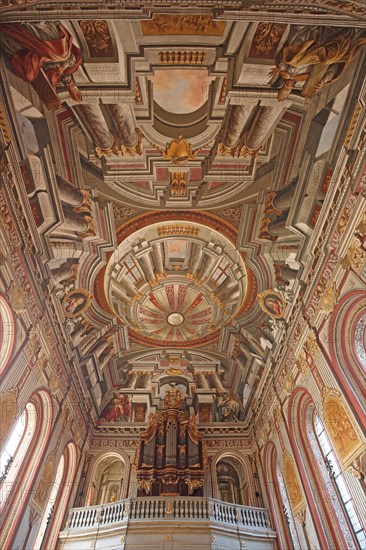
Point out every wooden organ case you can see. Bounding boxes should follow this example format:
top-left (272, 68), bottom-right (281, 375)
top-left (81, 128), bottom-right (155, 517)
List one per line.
top-left (135, 386), bottom-right (208, 497)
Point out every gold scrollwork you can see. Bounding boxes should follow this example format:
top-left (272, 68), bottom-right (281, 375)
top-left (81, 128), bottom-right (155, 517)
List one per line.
top-left (185, 478), bottom-right (204, 495)
top-left (79, 20), bottom-right (111, 53)
top-left (254, 23), bottom-right (286, 54)
top-left (137, 478), bottom-right (155, 494)
top-left (322, 388), bottom-right (364, 467)
top-left (283, 451), bottom-right (306, 516)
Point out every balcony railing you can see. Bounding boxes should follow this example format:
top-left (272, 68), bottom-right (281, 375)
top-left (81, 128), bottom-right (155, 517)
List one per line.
top-left (65, 497), bottom-right (270, 532)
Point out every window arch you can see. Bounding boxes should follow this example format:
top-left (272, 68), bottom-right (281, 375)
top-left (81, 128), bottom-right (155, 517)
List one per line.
top-left (0, 402), bottom-right (36, 505)
top-left (85, 450), bottom-right (130, 506)
top-left (314, 412), bottom-right (366, 549)
top-left (212, 451), bottom-right (255, 507)
top-left (262, 442), bottom-right (300, 550)
top-left (327, 290), bottom-right (365, 421)
top-left (33, 455), bottom-right (65, 550)
top-left (288, 388), bottom-right (358, 550)
top-left (33, 442), bottom-right (77, 550)
top-left (0, 389), bottom-right (53, 549)
top-left (216, 459), bottom-right (243, 504)
top-left (0, 293), bottom-right (16, 375)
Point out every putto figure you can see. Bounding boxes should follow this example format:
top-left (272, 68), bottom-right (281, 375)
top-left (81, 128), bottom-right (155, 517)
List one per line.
top-left (270, 26), bottom-right (366, 100)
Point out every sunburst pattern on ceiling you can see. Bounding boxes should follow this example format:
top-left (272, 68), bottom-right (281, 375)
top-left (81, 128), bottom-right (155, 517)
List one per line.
top-left (136, 281), bottom-right (215, 341)
top-left (101, 220), bottom-right (247, 347)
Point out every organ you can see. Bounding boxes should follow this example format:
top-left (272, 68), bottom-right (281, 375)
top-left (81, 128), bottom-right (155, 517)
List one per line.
top-left (135, 386), bottom-right (207, 496)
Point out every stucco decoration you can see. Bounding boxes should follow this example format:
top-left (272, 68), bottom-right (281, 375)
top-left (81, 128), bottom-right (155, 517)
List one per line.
top-left (283, 451), bottom-right (306, 516)
top-left (322, 388), bottom-right (365, 468)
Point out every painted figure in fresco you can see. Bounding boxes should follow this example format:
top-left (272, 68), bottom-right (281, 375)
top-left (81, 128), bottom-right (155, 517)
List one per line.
top-left (0, 21), bottom-right (83, 103)
top-left (265, 297), bottom-right (283, 316)
top-left (270, 27), bottom-right (366, 100)
top-left (62, 288), bottom-right (93, 318)
top-left (214, 391), bottom-right (240, 422)
top-left (99, 394), bottom-right (131, 423)
top-left (64, 295), bottom-right (84, 315)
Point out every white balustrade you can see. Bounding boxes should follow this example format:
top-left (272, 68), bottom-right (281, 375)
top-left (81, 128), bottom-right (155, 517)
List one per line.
top-left (65, 497), bottom-right (270, 532)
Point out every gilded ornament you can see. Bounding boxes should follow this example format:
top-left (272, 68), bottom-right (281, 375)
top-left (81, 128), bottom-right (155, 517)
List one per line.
top-left (7, 282), bottom-right (26, 314)
top-left (33, 351), bottom-right (47, 378)
top-left (157, 225), bottom-right (199, 236)
top-left (121, 128), bottom-right (143, 157)
top-left (62, 288), bottom-right (93, 318)
top-left (216, 132), bottom-right (261, 159)
top-left (0, 102), bottom-right (11, 144)
top-left (166, 367), bottom-right (183, 376)
top-left (322, 388), bottom-right (364, 467)
top-left (166, 501), bottom-right (174, 515)
top-left (164, 385), bottom-right (183, 409)
top-left (283, 374), bottom-right (295, 396)
top-left (254, 22), bottom-right (286, 54)
top-left (320, 282), bottom-right (340, 315)
top-left (0, 387), bottom-right (19, 447)
top-left (347, 451), bottom-right (365, 480)
top-left (162, 136), bottom-right (196, 165)
top-left (304, 331), bottom-right (320, 358)
top-left (283, 451), bottom-right (306, 516)
top-left (34, 450), bottom-right (56, 508)
top-left (344, 103), bottom-right (362, 149)
top-left (25, 329), bottom-right (41, 359)
top-left (79, 20), bottom-right (111, 53)
top-left (341, 236), bottom-right (366, 272)
top-left (170, 171), bottom-right (187, 197)
top-left (95, 134), bottom-right (120, 159)
top-left (185, 478), bottom-right (203, 495)
top-left (137, 478), bottom-right (155, 494)
top-left (257, 289), bottom-right (286, 319)
top-left (141, 14), bottom-right (226, 36)
top-left (296, 353), bottom-right (308, 374)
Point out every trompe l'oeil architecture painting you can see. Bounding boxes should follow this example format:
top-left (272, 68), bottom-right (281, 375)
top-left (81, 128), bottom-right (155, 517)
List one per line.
top-left (0, 2), bottom-right (365, 549)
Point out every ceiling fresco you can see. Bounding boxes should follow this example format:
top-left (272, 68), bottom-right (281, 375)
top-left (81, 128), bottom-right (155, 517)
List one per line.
top-left (0, 1), bottom-right (365, 430)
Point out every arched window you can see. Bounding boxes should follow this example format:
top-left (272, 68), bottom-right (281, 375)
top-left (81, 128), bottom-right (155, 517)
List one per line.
top-left (33, 455), bottom-right (65, 550)
top-left (262, 442), bottom-right (300, 550)
top-left (314, 412), bottom-right (366, 549)
top-left (0, 293), bottom-right (16, 375)
top-left (90, 455), bottom-right (126, 505)
top-left (327, 291), bottom-right (365, 421)
top-left (0, 403), bottom-right (36, 506)
top-left (0, 390), bottom-right (53, 549)
top-left (85, 451), bottom-right (130, 505)
top-left (288, 388), bottom-right (358, 550)
top-left (276, 465), bottom-right (301, 550)
top-left (216, 459), bottom-right (242, 504)
top-left (33, 442), bottom-right (77, 550)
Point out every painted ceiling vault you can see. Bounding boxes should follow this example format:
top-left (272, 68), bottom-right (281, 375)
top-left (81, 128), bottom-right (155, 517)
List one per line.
top-left (0, 1), bottom-right (365, 433)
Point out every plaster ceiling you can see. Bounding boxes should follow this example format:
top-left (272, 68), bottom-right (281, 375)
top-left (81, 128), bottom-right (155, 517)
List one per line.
top-left (0, 3), bottom-right (365, 427)
top-left (103, 221), bottom-right (246, 347)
